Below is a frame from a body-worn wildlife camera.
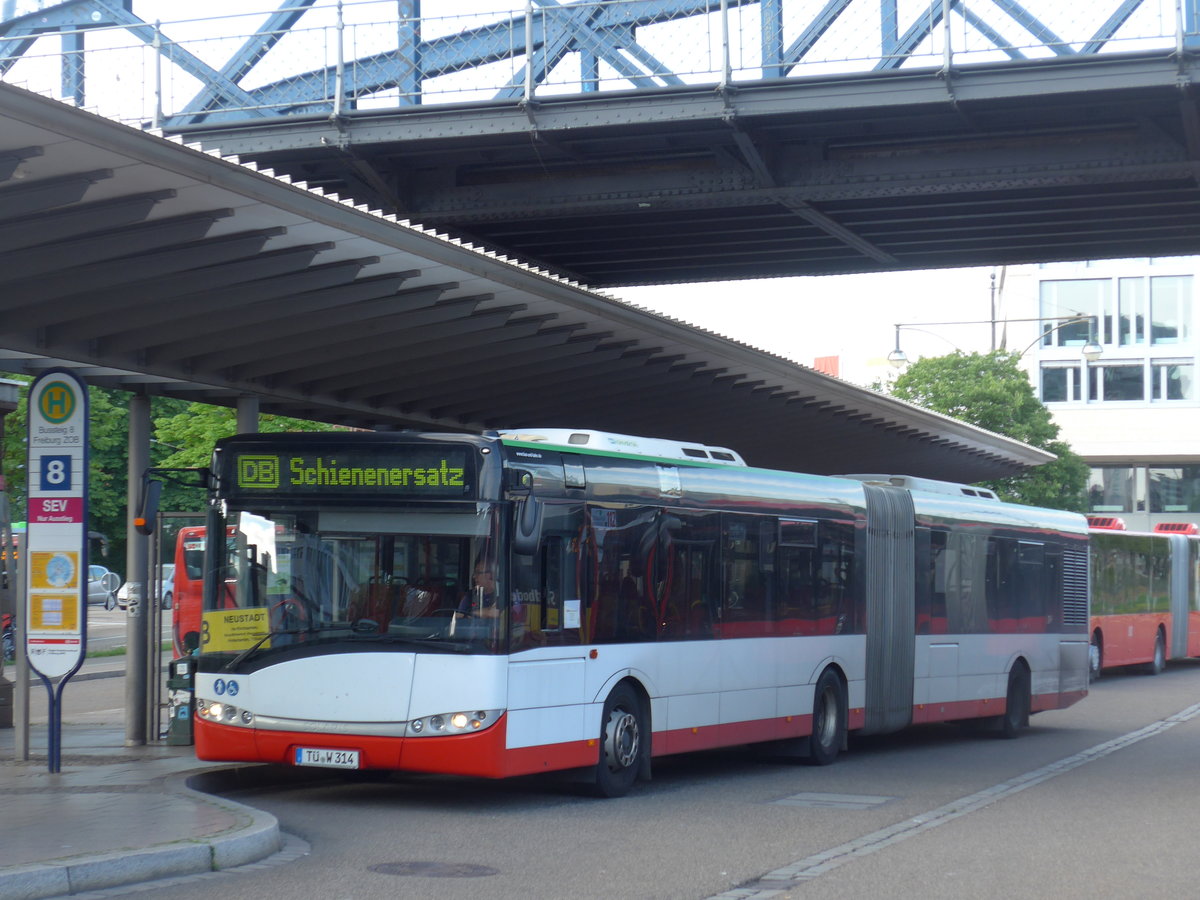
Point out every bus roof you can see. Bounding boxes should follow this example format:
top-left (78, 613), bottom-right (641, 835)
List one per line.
top-left (498, 429), bottom-right (746, 466)
top-left (838, 474), bottom-right (999, 501)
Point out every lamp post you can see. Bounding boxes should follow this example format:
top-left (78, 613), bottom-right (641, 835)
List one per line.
top-left (887, 315), bottom-right (1103, 367)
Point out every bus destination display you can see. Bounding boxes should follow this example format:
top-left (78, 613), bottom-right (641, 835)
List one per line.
top-left (229, 447), bottom-right (474, 497)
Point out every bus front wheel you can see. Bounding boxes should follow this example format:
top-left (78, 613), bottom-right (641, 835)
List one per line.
top-left (1145, 630), bottom-right (1166, 676)
top-left (594, 684), bottom-right (645, 798)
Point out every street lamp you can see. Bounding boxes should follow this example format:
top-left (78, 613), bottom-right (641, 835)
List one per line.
top-left (887, 315), bottom-right (1103, 367)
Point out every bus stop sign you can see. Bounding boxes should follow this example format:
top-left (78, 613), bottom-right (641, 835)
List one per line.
top-left (25, 369), bottom-right (89, 682)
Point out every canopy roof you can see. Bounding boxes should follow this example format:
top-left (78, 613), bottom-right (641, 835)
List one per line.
top-left (0, 83), bottom-right (1052, 481)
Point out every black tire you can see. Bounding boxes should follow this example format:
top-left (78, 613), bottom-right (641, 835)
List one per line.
top-left (804, 668), bottom-right (846, 766)
top-left (1145, 630), bottom-right (1166, 676)
top-left (1089, 632), bottom-right (1103, 682)
top-left (2, 632), bottom-right (13, 664)
top-left (594, 684), bottom-right (645, 798)
top-left (999, 664), bottom-right (1031, 739)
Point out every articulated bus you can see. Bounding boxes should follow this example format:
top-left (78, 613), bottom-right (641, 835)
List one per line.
top-left (1087, 518), bottom-right (1200, 678)
top-left (190, 430), bottom-right (1090, 796)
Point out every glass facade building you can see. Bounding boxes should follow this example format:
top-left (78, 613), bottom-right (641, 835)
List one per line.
top-left (1031, 259), bottom-right (1200, 530)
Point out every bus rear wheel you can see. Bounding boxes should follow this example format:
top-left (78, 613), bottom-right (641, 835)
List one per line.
top-left (804, 668), bottom-right (846, 766)
top-left (999, 664), bottom-right (1031, 739)
top-left (594, 684), bottom-right (645, 798)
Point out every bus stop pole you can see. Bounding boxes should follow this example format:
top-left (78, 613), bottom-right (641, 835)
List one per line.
top-left (124, 395), bottom-right (151, 746)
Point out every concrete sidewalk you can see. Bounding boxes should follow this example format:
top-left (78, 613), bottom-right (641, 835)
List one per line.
top-left (0, 724), bottom-right (284, 899)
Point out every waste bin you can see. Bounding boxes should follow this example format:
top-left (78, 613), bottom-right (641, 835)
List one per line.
top-left (166, 656), bottom-right (195, 746)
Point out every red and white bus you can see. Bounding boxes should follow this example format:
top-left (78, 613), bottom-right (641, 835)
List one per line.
top-left (186, 430), bottom-right (1090, 796)
top-left (1087, 518), bottom-right (1200, 678)
top-left (171, 526), bottom-right (206, 657)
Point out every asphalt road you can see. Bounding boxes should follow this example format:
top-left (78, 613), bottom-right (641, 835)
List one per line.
top-left (84, 605), bottom-right (172, 654)
top-left (51, 658), bottom-right (1200, 900)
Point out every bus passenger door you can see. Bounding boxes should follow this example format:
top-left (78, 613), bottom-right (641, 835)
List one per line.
top-left (658, 511), bottom-right (717, 641)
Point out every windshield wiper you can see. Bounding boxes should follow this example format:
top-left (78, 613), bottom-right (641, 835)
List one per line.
top-left (222, 627), bottom-right (308, 671)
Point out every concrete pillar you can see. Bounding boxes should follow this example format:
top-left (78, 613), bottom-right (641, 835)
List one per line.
top-left (124, 394), bottom-right (151, 745)
top-left (236, 396), bottom-right (259, 434)
top-left (0, 378), bottom-right (19, 731)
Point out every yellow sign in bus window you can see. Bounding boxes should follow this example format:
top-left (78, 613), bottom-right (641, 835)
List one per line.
top-left (201, 608), bottom-right (271, 653)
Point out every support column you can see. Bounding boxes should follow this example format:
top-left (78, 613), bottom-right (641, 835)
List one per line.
top-left (236, 396), bottom-right (259, 434)
top-left (124, 394), bottom-right (151, 746)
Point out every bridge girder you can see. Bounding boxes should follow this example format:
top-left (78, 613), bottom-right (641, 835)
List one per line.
top-left (178, 52), bottom-right (1200, 285)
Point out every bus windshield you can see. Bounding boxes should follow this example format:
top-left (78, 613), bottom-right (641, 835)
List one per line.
top-left (203, 503), bottom-right (504, 657)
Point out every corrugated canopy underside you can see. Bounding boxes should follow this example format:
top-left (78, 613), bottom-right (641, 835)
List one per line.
top-left (0, 83), bottom-right (1051, 482)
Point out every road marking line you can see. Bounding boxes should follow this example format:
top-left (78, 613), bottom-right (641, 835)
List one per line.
top-left (711, 701), bottom-right (1200, 899)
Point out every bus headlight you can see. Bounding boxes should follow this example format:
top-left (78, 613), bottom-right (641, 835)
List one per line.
top-left (197, 699), bottom-right (254, 728)
top-left (406, 709), bottom-right (501, 737)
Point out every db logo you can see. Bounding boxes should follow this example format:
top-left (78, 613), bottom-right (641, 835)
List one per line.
top-left (237, 456), bottom-right (280, 489)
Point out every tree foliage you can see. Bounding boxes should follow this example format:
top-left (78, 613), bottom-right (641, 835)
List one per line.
top-left (889, 351), bottom-right (1089, 511)
top-left (152, 404), bottom-right (339, 471)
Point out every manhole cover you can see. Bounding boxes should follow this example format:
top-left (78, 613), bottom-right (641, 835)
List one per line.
top-left (369, 862), bottom-right (499, 878)
top-left (771, 792), bottom-right (896, 810)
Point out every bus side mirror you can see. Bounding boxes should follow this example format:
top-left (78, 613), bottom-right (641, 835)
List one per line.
top-left (513, 497), bottom-right (544, 557)
top-left (135, 480), bottom-right (163, 536)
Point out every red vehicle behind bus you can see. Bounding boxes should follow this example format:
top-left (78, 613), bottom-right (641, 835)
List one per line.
top-left (172, 526), bottom-right (205, 657)
top-left (1087, 519), bottom-right (1200, 678)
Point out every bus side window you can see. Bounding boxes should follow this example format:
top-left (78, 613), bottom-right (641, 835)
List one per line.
top-left (659, 510), bottom-right (717, 640)
top-left (917, 528), bottom-right (949, 635)
top-left (721, 514), bottom-right (772, 637)
top-left (587, 505), bottom-right (658, 644)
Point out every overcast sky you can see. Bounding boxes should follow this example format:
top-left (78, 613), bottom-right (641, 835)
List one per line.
top-left (613, 267), bottom-right (1001, 382)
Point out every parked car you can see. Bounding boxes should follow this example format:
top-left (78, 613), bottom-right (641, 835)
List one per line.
top-left (87, 565), bottom-right (120, 606)
top-left (116, 564), bottom-right (175, 610)
top-left (159, 564), bottom-right (175, 609)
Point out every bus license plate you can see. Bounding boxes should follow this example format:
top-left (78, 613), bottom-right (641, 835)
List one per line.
top-left (295, 747), bottom-right (360, 769)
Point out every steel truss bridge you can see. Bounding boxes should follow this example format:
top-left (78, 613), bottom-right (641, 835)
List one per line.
top-left (6, 0), bottom-right (1200, 285)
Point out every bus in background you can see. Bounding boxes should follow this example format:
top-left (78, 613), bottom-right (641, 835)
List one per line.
top-left (172, 526), bottom-right (205, 657)
top-left (1087, 517), bottom-right (1200, 679)
top-left (171, 525), bottom-right (238, 657)
top-left (186, 430), bottom-right (1090, 797)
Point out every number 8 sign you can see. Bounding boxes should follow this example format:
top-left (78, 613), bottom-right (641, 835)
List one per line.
top-left (40, 455), bottom-right (72, 491)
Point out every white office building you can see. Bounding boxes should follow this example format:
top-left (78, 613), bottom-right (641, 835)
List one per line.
top-left (990, 258), bottom-right (1199, 532)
